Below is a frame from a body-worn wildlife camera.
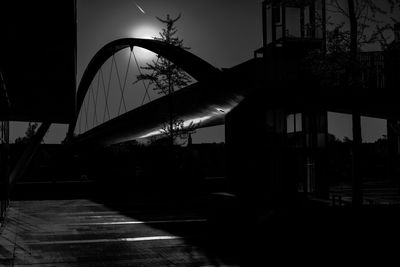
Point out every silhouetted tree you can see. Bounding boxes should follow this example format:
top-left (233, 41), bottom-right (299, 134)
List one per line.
top-left (135, 14), bottom-right (193, 145)
top-left (305, 1), bottom-right (400, 87)
top-left (328, 0), bottom-right (400, 51)
top-left (324, 1), bottom-right (400, 205)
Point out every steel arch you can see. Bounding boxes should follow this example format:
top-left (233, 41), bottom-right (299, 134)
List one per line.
top-left (68, 38), bottom-right (221, 138)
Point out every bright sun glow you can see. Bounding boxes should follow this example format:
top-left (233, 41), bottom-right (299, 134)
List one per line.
top-left (131, 24), bottom-right (159, 39)
top-left (130, 24), bottom-right (160, 61)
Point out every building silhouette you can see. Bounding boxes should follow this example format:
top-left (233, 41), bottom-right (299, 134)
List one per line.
top-left (226, 0), bottom-right (400, 209)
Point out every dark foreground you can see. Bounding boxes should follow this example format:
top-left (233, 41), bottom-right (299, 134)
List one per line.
top-left (0, 199), bottom-right (221, 266)
top-left (1, 186), bottom-right (400, 266)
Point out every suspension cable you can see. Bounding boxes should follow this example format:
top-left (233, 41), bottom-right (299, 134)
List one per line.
top-left (104, 56), bottom-right (114, 122)
top-left (132, 48), bottom-right (153, 105)
top-left (141, 56), bottom-right (159, 105)
top-left (88, 82), bottom-right (95, 128)
top-left (117, 49), bottom-right (132, 115)
top-left (92, 72), bottom-right (100, 127)
top-left (113, 53), bottom-right (127, 116)
top-left (99, 67), bottom-right (110, 123)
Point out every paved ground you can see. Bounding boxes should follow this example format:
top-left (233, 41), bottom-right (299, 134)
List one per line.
top-left (2, 195), bottom-right (400, 266)
top-left (0, 199), bottom-right (236, 266)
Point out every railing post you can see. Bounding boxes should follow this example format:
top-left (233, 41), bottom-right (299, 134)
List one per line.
top-left (352, 112), bottom-right (363, 207)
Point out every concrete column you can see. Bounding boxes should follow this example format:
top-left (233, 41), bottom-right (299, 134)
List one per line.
top-left (352, 112), bottom-right (363, 207)
top-left (315, 110), bottom-right (329, 198)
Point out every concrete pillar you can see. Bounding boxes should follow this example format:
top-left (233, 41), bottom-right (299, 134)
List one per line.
top-left (352, 112), bottom-right (363, 207)
top-left (304, 109), bottom-right (329, 198)
top-left (315, 110), bottom-right (329, 198)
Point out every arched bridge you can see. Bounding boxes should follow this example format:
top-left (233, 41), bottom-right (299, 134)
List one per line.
top-left (10, 38), bottom-right (262, 184)
top-left (66, 38), bottom-right (260, 147)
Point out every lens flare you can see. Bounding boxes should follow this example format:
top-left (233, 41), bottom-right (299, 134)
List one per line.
top-left (129, 24), bottom-right (160, 61)
top-left (131, 24), bottom-right (159, 40)
top-left (134, 2), bottom-right (146, 14)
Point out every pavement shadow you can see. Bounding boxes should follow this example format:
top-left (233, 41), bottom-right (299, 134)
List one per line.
top-left (92, 187), bottom-right (400, 265)
top-left (10, 178), bottom-right (400, 265)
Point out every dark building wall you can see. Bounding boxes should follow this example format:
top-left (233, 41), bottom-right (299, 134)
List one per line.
top-left (385, 45), bottom-right (400, 91)
top-left (385, 38), bottom-right (400, 183)
top-left (225, 96), bottom-right (298, 211)
top-left (0, 0), bottom-right (76, 123)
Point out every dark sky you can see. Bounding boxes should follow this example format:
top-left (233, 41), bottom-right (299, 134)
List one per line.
top-left (10, 0), bottom-right (394, 143)
top-left (76, 0), bottom-right (262, 144)
top-left (77, 0), bottom-right (262, 83)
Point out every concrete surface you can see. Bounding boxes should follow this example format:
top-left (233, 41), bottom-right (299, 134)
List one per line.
top-left (0, 199), bottom-right (235, 266)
